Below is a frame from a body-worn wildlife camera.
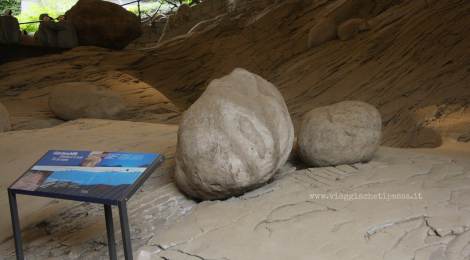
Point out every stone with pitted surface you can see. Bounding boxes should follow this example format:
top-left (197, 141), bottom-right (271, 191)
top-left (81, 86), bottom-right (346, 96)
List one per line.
top-left (175, 68), bottom-right (294, 200)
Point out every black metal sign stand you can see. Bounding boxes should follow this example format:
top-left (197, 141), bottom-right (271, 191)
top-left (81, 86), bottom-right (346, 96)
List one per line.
top-left (7, 150), bottom-right (164, 260)
top-left (8, 191), bottom-right (135, 260)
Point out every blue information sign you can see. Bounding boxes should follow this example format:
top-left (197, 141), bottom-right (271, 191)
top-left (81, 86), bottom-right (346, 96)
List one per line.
top-left (9, 150), bottom-right (164, 204)
top-left (8, 150), bottom-right (165, 260)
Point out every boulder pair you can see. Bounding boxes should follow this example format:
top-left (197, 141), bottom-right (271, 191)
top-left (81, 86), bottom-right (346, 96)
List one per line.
top-left (175, 68), bottom-right (382, 200)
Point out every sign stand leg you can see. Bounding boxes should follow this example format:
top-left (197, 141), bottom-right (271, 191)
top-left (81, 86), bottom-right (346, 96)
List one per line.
top-left (8, 190), bottom-right (24, 260)
top-left (118, 201), bottom-right (133, 260)
top-left (104, 205), bottom-right (117, 260)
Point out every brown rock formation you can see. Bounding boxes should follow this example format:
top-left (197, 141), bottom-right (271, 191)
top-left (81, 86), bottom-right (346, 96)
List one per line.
top-left (0, 102), bottom-right (11, 132)
top-left (158, 0), bottom-right (228, 43)
top-left (66, 0), bottom-right (142, 49)
top-left (0, 47), bottom-right (179, 130)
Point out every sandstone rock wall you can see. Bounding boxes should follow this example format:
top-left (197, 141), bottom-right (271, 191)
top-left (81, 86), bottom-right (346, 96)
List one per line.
top-left (135, 0), bottom-right (470, 147)
top-left (158, 0), bottom-right (230, 43)
top-left (1, 0), bottom-right (469, 148)
top-left (157, 0), bottom-right (282, 43)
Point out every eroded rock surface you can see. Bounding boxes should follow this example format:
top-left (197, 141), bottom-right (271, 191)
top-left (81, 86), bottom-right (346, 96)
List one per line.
top-left (147, 145), bottom-right (470, 260)
top-left (0, 47), bottom-right (181, 130)
top-left (0, 102), bottom-right (11, 132)
top-left (48, 82), bottom-right (126, 120)
top-left (175, 68), bottom-right (294, 200)
top-left (2, 142), bottom-right (470, 260)
top-left (298, 101), bottom-right (382, 166)
top-left (13, 118), bottom-right (64, 130)
top-left (159, 0), bottom-right (229, 43)
top-left (134, 0), bottom-right (470, 148)
top-left (308, 18), bottom-right (337, 48)
top-left (337, 18), bottom-right (369, 40)
top-left (1, 0), bottom-right (468, 147)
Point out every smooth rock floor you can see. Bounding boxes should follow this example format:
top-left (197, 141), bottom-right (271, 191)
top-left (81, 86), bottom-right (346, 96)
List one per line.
top-left (1, 143), bottom-right (470, 260)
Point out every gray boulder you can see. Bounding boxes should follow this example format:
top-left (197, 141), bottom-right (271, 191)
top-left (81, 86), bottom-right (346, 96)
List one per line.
top-left (48, 82), bottom-right (126, 120)
top-left (0, 102), bottom-right (11, 132)
top-left (298, 101), bottom-right (382, 167)
top-left (175, 68), bottom-right (294, 200)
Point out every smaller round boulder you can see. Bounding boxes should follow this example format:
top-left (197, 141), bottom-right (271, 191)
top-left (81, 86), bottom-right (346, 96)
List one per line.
top-left (298, 101), bottom-right (382, 166)
top-left (48, 82), bottom-right (126, 121)
top-left (0, 102), bottom-right (11, 132)
top-left (308, 18), bottom-right (337, 48)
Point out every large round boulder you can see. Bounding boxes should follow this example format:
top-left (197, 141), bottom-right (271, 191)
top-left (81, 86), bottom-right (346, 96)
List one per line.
top-left (66, 0), bottom-right (142, 49)
top-left (175, 68), bottom-right (294, 200)
top-left (0, 102), bottom-right (11, 132)
top-left (298, 101), bottom-right (382, 167)
top-left (48, 82), bottom-right (126, 120)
